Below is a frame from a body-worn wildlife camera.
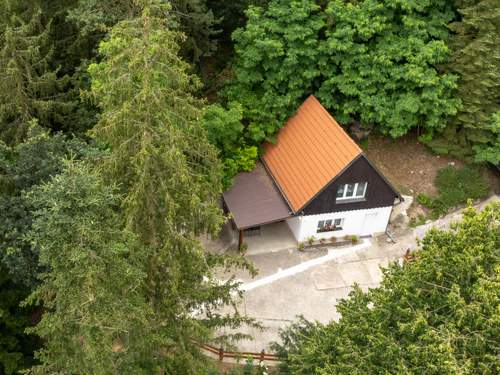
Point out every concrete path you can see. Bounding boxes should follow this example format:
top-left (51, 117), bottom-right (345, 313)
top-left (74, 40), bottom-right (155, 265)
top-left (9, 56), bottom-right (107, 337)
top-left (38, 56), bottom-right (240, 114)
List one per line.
top-left (219, 195), bottom-right (499, 353)
top-left (241, 239), bottom-right (371, 291)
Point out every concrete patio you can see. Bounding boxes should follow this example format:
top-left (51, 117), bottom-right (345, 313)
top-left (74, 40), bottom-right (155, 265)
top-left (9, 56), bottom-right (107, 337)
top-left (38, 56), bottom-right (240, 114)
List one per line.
top-left (242, 221), bottom-right (298, 255)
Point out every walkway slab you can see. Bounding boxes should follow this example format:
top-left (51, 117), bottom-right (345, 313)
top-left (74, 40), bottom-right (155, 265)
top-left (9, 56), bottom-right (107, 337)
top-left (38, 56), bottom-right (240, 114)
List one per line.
top-left (312, 264), bottom-right (346, 290)
top-left (337, 261), bottom-right (373, 286)
top-left (240, 240), bottom-right (371, 291)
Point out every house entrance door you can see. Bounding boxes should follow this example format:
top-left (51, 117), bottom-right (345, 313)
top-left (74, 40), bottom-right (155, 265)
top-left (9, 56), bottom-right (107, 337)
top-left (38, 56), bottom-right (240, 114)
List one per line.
top-left (362, 212), bottom-right (378, 235)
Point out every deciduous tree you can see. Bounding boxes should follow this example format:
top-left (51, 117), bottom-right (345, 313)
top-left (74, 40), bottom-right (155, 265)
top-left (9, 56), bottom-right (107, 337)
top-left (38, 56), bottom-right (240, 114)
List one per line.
top-left (318, 0), bottom-right (460, 138)
top-left (227, 0), bottom-right (325, 144)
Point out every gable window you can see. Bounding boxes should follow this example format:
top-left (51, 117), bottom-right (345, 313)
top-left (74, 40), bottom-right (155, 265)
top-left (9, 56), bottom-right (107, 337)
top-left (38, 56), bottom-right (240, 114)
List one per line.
top-left (317, 218), bottom-right (344, 233)
top-left (336, 182), bottom-right (367, 202)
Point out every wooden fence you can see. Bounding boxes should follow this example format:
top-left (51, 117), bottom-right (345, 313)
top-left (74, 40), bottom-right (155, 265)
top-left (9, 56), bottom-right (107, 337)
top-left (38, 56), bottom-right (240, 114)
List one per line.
top-left (196, 341), bottom-right (280, 363)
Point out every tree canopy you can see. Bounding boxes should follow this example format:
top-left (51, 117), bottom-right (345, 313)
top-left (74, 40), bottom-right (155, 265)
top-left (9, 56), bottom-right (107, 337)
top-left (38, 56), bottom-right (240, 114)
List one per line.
top-left (0, 0), bottom-right (498, 372)
top-left (86, 1), bottom-right (253, 372)
top-left (25, 162), bottom-right (154, 374)
top-left (429, 0), bottom-right (500, 164)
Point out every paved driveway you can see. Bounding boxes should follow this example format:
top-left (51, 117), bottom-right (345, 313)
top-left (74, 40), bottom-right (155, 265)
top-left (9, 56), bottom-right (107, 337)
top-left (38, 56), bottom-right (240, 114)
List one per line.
top-left (217, 195), bottom-right (499, 353)
top-left (219, 237), bottom-right (407, 352)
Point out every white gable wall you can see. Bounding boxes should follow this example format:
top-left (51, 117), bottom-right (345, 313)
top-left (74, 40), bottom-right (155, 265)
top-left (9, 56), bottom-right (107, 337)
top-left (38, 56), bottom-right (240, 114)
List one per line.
top-left (286, 206), bottom-right (392, 242)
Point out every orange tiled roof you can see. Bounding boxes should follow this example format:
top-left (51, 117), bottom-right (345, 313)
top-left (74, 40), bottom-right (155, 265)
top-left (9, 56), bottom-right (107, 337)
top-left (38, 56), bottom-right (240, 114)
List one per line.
top-left (262, 95), bottom-right (362, 212)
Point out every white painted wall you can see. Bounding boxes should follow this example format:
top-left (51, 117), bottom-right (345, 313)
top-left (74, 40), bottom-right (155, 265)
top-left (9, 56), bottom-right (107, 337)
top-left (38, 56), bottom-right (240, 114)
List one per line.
top-left (286, 206), bottom-right (392, 242)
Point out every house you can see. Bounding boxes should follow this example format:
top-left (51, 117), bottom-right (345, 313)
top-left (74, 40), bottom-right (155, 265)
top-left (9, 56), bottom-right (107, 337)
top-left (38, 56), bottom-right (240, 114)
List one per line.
top-left (223, 95), bottom-right (402, 249)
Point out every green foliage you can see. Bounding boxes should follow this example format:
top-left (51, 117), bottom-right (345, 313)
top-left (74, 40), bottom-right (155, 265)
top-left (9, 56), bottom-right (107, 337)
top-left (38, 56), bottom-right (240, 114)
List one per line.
top-left (227, 0), bottom-right (325, 144)
top-left (409, 214), bottom-right (426, 228)
top-left (350, 234), bottom-right (359, 244)
top-left (69, 0), bottom-right (219, 63)
top-left (85, 2), bottom-right (255, 372)
top-left (207, 0), bottom-right (268, 40)
top-left (318, 0), bottom-right (459, 139)
top-left (307, 236), bottom-right (315, 246)
top-left (430, 0), bottom-right (500, 163)
top-left (0, 266), bottom-right (39, 374)
top-left (273, 202), bottom-right (500, 374)
top-left (418, 166), bottom-right (490, 218)
top-left (0, 2), bottom-right (73, 144)
top-left (25, 162), bottom-right (156, 374)
top-left (225, 0), bottom-right (460, 152)
top-left (203, 103), bottom-right (258, 185)
top-left (0, 126), bottom-right (90, 287)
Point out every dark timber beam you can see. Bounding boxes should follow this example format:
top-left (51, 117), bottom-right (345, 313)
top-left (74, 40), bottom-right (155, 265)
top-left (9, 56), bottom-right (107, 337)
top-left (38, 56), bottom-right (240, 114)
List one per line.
top-left (238, 230), bottom-right (244, 251)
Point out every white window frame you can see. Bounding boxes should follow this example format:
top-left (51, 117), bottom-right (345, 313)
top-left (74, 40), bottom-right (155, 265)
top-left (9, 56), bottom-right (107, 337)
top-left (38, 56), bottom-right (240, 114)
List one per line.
top-left (317, 218), bottom-right (344, 233)
top-left (336, 182), bottom-right (367, 201)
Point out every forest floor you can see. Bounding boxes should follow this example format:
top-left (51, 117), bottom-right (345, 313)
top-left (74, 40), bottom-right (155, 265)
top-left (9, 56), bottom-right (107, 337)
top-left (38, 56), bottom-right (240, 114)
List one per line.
top-left (363, 134), bottom-right (499, 197)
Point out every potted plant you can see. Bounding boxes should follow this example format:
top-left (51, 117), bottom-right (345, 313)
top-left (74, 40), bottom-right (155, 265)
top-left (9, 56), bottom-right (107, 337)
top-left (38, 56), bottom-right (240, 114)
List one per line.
top-left (319, 237), bottom-right (326, 245)
top-left (350, 235), bottom-right (359, 244)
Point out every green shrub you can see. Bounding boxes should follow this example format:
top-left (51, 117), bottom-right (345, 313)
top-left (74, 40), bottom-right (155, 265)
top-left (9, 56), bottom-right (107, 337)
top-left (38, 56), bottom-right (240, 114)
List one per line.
top-left (416, 192), bottom-right (432, 207)
top-left (417, 166), bottom-right (490, 218)
top-left (307, 236), bottom-right (316, 245)
top-left (409, 214), bottom-right (427, 228)
top-left (239, 242), bottom-right (248, 253)
top-left (298, 242), bottom-right (305, 251)
top-left (350, 235), bottom-right (360, 244)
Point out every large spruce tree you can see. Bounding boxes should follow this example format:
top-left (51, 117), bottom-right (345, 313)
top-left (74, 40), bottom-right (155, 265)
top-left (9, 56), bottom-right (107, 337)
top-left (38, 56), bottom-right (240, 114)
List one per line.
top-left (0, 1), bottom-right (73, 144)
top-left (26, 162), bottom-right (155, 374)
top-left (86, 0), bottom-right (252, 372)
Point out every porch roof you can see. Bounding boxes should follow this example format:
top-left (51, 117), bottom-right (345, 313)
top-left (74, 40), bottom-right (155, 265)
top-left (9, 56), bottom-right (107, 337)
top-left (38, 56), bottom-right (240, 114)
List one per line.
top-left (223, 162), bottom-right (292, 230)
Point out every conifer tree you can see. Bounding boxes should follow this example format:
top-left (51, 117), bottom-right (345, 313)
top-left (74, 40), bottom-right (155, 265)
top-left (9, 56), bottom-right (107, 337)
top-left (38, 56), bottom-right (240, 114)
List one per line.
top-left (88, 0), bottom-right (253, 372)
top-left (68, 0), bottom-right (219, 64)
top-left (25, 162), bottom-right (156, 374)
top-left (0, 1), bottom-right (72, 145)
top-left (431, 0), bottom-right (500, 163)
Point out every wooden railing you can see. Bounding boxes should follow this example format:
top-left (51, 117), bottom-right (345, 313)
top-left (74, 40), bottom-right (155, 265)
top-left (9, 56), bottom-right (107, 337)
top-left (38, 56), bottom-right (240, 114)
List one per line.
top-left (196, 341), bottom-right (280, 363)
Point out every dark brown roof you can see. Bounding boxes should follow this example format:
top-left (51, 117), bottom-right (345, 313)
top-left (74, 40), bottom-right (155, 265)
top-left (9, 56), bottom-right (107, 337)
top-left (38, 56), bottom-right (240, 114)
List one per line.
top-left (262, 95), bottom-right (362, 212)
top-left (223, 162), bottom-right (292, 230)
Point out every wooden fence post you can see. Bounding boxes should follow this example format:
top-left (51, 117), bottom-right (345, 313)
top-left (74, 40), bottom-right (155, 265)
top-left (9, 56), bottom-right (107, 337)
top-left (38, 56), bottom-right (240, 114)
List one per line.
top-left (218, 347), bottom-right (224, 361)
